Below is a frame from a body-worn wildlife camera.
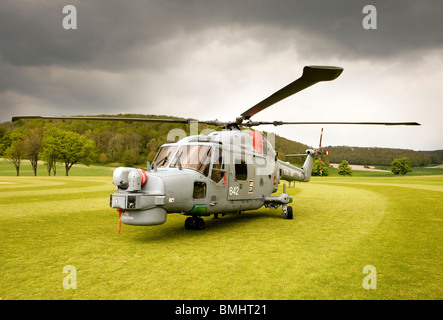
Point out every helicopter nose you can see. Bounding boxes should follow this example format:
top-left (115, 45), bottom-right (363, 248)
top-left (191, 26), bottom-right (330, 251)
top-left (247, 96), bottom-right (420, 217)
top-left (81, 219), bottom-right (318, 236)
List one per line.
top-left (110, 169), bottom-right (167, 226)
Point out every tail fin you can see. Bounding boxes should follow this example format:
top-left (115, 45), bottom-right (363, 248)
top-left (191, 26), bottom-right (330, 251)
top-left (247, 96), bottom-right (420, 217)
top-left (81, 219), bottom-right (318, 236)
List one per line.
top-left (301, 149), bottom-right (316, 182)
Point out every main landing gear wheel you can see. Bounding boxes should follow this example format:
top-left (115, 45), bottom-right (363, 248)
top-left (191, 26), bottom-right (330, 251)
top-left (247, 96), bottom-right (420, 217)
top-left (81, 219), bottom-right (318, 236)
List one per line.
top-left (184, 217), bottom-right (205, 230)
top-left (185, 217), bottom-right (194, 230)
top-left (194, 217), bottom-right (205, 230)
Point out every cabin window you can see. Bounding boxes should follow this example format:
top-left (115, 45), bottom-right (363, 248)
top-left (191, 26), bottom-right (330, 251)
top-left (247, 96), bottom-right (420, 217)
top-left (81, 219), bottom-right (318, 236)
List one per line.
top-left (153, 146), bottom-right (177, 168)
top-left (193, 181), bottom-right (206, 199)
top-left (235, 159), bottom-right (248, 181)
top-left (170, 145), bottom-right (212, 176)
top-left (210, 147), bottom-right (224, 183)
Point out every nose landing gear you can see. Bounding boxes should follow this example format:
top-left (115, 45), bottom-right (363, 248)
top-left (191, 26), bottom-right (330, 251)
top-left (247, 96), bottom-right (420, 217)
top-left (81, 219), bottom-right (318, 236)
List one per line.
top-left (284, 205), bottom-right (293, 220)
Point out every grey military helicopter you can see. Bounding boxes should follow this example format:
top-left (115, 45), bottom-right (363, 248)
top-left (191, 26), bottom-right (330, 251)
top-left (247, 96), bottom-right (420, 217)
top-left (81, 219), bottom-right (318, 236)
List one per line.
top-left (13, 66), bottom-right (420, 231)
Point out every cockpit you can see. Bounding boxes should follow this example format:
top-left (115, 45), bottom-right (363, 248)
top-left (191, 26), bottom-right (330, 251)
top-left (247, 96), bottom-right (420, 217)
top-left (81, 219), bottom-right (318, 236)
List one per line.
top-left (169, 145), bottom-right (212, 176)
top-left (153, 144), bottom-right (224, 183)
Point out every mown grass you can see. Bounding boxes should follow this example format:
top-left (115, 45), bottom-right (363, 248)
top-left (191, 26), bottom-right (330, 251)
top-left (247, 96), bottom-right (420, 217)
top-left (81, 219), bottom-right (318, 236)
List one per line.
top-left (0, 170), bottom-right (441, 300)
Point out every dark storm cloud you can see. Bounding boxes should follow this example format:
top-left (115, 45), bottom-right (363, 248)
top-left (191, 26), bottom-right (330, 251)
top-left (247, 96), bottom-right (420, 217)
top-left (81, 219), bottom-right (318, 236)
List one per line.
top-left (1, 0), bottom-right (442, 69)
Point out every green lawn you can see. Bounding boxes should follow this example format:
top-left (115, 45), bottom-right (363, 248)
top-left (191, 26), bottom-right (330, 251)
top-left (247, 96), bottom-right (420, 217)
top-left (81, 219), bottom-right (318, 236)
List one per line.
top-left (0, 170), bottom-right (441, 299)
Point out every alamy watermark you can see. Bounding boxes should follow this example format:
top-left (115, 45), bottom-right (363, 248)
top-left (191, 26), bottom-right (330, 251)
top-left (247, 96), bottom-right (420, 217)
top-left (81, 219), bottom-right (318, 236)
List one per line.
top-left (362, 265), bottom-right (377, 289)
top-left (63, 265), bottom-right (77, 289)
top-left (362, 5), bottom-right (377, 30)
top-left (62, 5), bottom-right (77, 30)
top-left (161, 121), bottom-right (276, 176)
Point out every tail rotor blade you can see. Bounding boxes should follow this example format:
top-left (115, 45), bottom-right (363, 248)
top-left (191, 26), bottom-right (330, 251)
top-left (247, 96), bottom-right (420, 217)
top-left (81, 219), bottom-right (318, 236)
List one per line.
top-left (317, 128), bottom-right (325, 176)
top-left (319, 127), bottom-right (323, 150)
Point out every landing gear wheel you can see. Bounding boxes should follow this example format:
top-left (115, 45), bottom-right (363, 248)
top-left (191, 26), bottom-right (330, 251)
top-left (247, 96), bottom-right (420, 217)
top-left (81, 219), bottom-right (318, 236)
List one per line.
top-left (194, 217), bottom-right (205, 230)
top-left (287, 206), bottom-right (293, 220)
top-left (184, 217), bottom-right (205, 230)
top-left (185, 217), bottom-right (195, 230)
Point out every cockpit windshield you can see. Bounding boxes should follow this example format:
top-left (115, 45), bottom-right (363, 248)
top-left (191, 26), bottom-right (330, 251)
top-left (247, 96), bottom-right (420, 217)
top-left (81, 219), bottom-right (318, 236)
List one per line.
top-left (153, 145), bottom-right (177, 168)
top-left (170, 145), bottom-right (212, 176)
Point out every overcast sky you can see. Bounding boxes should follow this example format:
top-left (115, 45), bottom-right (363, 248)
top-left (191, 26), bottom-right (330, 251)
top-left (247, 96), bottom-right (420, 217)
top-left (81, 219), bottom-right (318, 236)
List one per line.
top-left (1, 0), bottom-right (442, 150)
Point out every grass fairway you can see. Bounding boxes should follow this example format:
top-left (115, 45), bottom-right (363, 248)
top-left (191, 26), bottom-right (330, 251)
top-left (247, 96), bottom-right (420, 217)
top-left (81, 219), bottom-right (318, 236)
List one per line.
top-left (0, 173), bottom-right (442, 300)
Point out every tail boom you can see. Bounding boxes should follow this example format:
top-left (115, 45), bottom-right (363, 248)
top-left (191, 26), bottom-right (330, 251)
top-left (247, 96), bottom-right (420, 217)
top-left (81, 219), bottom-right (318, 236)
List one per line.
top-left (277, 149), bottom-right (316, 182)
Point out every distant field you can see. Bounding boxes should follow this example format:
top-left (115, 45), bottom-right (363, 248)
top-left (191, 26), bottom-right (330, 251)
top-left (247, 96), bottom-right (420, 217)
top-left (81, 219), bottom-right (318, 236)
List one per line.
top-left (0, 158), bottom-right (114, 176)
top-left (0, 169), bottom-right (441, 300)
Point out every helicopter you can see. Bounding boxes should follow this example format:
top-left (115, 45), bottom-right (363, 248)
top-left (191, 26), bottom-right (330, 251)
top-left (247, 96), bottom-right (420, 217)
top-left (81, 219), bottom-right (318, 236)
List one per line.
top-left (12, 65), bottom-right (420, 231)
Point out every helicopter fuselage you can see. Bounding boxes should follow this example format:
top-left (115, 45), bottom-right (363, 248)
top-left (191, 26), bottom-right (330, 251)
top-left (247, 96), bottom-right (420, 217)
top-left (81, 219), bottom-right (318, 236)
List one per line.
top-left (110, 129), bottom-right (315, 226)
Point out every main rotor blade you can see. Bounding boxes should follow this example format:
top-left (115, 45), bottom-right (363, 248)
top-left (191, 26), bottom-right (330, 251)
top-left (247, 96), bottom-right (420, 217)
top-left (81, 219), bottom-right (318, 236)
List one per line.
top-left (244, 121), bottom-right (421, 126)
top-left (240, 65), bottom-right (343, 120)
top-left (11, 115), bottom-right (191, 123)
top-left (11, 115), bottom-right (230, 128)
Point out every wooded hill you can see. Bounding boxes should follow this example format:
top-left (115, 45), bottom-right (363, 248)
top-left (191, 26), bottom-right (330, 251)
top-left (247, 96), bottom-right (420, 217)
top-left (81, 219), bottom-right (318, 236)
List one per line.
top-left (0, 114), bottom-right (441, 168)
top-left (324, 146), bottom-right (442, 167)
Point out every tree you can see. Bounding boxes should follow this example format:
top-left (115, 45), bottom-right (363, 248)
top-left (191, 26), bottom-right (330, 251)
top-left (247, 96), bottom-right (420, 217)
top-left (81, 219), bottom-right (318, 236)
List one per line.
top-left (60, 130), bottom-right (98, 176)
top-left (42, 128), bottom-right (98, 176)
top-left (430, 155), bottom-right (441, 165)
top-left (311, 159), bottom-right (329, 176)
top-left (98, 153), bottom-right (108, 164)
top-left (338, 160), bottom-right (353, 176)
top-left (122, 149), bottom-right (138, 167)
top-left (40, 127), bottom-right (63, 176)
top-left (5, 141), bottom-right (24, 176)
top-left (22, 128), bottom-right (44, 176)
top-left (391, 157), bottom-right (412, 175)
